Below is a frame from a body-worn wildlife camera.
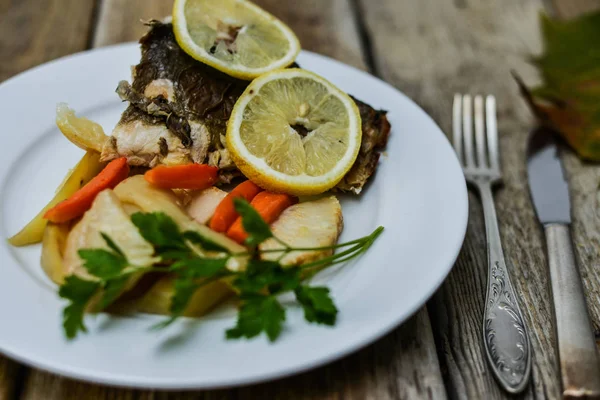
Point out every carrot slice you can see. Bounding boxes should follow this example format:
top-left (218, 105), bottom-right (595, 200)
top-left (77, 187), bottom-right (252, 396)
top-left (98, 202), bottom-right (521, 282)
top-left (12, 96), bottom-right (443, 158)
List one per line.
top-left (144, 164), bottom-right (219, 190)
top-left (210, 180), bottom-right (263, 232)
top-left (227, 191), bottom-right (298, 244)
top-left (44, 157), bottom-right (129, 223)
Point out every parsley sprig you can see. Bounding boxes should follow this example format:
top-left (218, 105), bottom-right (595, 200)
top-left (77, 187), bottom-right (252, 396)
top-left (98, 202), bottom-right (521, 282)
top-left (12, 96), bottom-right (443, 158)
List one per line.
top-left (60, 198), bottom-right (384, 341)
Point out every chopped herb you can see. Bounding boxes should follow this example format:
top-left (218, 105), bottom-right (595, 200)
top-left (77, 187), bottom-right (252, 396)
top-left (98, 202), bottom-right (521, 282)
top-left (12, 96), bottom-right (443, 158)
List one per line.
top-left (59, 199), bottom-right (384, 341)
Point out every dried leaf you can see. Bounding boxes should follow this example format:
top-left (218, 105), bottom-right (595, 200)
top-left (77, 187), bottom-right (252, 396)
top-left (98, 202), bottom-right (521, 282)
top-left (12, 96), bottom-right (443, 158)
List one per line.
top-left (519, 12), bottom-right (600, 160)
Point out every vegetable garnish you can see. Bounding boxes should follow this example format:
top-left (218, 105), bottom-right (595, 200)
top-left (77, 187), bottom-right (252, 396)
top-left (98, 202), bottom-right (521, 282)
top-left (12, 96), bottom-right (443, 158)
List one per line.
top-left (59, 198), bottom-right (383, 341)
top-left (210, 180), bottom-right (262, 233)
top-left (144, 164), bottom-right (219, 190)
top-left (44, 157), bottom-right (129, 223)
top-left (227, 192), bottom-right (298, 244)
top-left (9, 151), bottom-right (103, 246)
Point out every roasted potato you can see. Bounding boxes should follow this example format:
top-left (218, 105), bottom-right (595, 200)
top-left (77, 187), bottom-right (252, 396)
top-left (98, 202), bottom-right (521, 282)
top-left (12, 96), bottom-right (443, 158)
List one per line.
top-left (131, 275), bottom-right (234, 317)
top-left (40, 223), bottom-right (70, 284)
top-left (9, 151), bottom-right (103, 246)
top-left (56, 103), bottom-right (108, 152)
top-left (113, 176), bottom-right (247, 271)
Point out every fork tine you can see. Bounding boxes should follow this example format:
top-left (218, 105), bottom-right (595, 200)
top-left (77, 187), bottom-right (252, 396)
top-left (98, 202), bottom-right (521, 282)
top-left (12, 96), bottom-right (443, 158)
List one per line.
top-left (452, 94), bottom-right (463, 164)
top-left (486, 95), bottom-right (499, 171)
top-left (462, 95), bottom-right (475, 168)
top-left (474, 95), bottom-right (486, 168)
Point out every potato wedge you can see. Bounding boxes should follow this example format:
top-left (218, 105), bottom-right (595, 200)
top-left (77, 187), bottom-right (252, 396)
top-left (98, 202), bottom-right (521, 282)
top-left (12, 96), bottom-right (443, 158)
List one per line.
top-left (63, 189), bottom-right (157, 279)
top-left (113, 176), bottom-right (247, 270)
top-left (186, 187), bottom-right (228, 225)
top-left (40, 223), bottom-right (70, 284)
top-left (259, 196), bottom-right (343, 266)
top-left (56, 103), bottom-right (108, 152)
top-left (8, 151), bottom-right (104, 246)
top-left (131, 275), bottom-right (233, 317)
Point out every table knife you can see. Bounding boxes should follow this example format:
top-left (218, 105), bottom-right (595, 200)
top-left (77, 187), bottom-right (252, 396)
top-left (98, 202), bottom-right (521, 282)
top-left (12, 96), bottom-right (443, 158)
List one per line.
top-left (527, 128), bottom-right (600, 399)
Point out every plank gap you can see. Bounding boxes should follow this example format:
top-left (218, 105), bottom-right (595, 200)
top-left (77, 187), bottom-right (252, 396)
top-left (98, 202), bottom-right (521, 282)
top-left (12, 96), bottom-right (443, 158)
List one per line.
top-left (11, 364), bottom-right (29, 400)
top-left (348, 0), bottom-right (381, 76)
top-left (551, 0), bottom-right (600, 19)
top-left (85, 0), bottom-right (105, 49)
top-left (541, 0), bottom-right (558, 16)
top-left (426, 299), bottom-right (458, 400)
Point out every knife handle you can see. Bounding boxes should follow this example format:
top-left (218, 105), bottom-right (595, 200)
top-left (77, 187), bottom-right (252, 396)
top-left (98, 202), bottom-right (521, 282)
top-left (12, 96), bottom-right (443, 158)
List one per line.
top-left (545, 223), bottom-right (600, 399)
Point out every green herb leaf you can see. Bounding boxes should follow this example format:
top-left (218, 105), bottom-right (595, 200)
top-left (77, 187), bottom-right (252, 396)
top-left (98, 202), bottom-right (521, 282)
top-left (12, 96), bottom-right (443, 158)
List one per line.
top-left (226, 294), bottom-right (286, 342)
top-left (159, 250), bottom-right (194, 262)
top-left (59, 276), bottom-right (100, 339)
top-left (182, 231), bottom-right (230, 254)
top-left (101, 232), bottom-right (125, 256)
top-left (152, 258), bottom-right (230, 329)
top-left (233, 259), bottom-right (300, 295)
top-left (295, 286), bottom-right (338, 326)
top-left (170, 257), bottom-right (229, 278)
top-left (98, 276), bottom-right (131, 310)
top-left (131, 212), bottom-right (186, 250)
top-left (151, 278), bottom-right (201, 330)
top-left (170, 278), bottom-right (200, 317)
top-left (78, 249), bottom-right (127, 280)
top-left (233, 198), bottom-right (272, 246)
top-left (58, 208), bottom-right (384, 343)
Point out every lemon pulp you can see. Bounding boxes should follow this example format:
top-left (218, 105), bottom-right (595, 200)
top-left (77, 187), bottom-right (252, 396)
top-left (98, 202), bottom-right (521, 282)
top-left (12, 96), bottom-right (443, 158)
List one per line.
top-left (227, 69), bottom-right (362, 195)
top-left (173, 0), bottom-right (300, 80)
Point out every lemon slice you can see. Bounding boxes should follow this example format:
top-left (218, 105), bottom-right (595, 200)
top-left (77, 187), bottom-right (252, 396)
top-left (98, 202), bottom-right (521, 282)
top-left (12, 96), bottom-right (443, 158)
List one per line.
top-left (172, 0), bottom-right (300, 80)
top-left (226, 69), bottom-right (362, 195)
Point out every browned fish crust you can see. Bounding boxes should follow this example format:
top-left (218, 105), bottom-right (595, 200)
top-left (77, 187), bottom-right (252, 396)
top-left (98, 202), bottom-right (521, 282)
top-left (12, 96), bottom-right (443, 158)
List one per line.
top-left (106, 21), bottom-right (390, 193)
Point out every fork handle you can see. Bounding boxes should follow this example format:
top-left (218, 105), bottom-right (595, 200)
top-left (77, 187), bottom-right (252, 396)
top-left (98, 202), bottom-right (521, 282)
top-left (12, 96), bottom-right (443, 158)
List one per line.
top-left (545, 224), bottom-right (600, 399)
top-left (477, 181), bottom-right (531, 393)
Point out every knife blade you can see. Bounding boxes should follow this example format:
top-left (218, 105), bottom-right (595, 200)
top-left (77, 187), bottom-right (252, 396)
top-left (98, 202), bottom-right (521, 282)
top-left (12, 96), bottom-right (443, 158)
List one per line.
top-left (527, 130), bottom-right (571, 224)
top-left (526, 128), bottom-right (600, 399)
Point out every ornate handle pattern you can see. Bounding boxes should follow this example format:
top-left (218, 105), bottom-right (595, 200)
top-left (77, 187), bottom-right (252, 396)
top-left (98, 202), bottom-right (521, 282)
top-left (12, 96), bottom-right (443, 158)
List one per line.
top-left (477, 181), bottom-right (531, 393)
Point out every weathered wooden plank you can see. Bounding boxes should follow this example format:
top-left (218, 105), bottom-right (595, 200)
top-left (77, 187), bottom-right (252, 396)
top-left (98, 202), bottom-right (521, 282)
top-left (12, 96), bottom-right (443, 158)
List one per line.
top-left (19, 371), bottom-right (153, 400)
top-left (19, 0), bottom-right (446, 399)
top-left (552, 0), bottom-right (600, 19)
top-left (0, 0), bottom-right (96, 81)
top-left (550, 0), bottom-right (600, 336)
top-left (550, 0), bottom-right (600, 345)
top-left (93, 0), bottom-right (174, 47)
top-left (358, 0), bottom-right (572, 398)
top-left (0, 357), bottom-right (21, 400)
top-left (254, 0), bottom-right (367, 70)
top-left (20, 312), bottom-right (445, 400)
top-left (159, 311), bottom-right (445, 400)
top-left (0, 0), bottom-right (96, 398)
top-left (17, 2), bottom-right (174, 399)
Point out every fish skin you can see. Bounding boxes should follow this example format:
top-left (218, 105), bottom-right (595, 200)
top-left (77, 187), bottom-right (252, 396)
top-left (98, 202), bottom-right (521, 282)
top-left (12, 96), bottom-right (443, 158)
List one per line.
top-left (102, 21), bottom-right (390, 192)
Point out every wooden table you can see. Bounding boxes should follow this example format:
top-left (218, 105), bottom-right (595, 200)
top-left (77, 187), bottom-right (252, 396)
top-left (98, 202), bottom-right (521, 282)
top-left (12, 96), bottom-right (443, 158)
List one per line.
top-left (1, 0), bottom-right (599, 398)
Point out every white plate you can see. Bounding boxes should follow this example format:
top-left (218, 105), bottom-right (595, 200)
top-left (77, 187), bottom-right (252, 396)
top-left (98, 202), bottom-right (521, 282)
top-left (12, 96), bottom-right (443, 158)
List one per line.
top-left (0, 44), bottom-right (468, 389)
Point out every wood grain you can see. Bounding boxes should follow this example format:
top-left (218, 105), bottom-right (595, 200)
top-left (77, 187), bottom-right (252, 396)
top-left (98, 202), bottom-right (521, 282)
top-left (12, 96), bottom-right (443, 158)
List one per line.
top-left (253, 0), bottom-right (367, 70)
top-left (17, 0), bottom-right (446, 399)
top-left (550, 0), bottom-right (600, 337)
top-left (0, 0), bottom-right (96, 81)
top-left (0, 357), bottom-right (22, 400)
top-left (552, 0), bottom-right (600, 19)
top-left (93, 0), bottom-right (174, 47)
top-left (0, 0), bottom-right (96, 398)
top-left (20, 312), bottom-right (445, 400)
top-left (357, 0), bottom-right (577, 398)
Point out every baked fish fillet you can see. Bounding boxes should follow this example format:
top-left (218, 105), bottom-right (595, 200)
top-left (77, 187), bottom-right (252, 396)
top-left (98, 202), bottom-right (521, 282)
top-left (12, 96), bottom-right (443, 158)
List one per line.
top-left (101, 21), bottom-right (390, 193)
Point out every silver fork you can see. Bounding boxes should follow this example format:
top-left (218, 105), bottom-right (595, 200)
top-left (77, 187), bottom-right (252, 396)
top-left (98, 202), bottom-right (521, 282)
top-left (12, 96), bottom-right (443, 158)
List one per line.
top-left (452, 94), bottom-right (532, 393)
